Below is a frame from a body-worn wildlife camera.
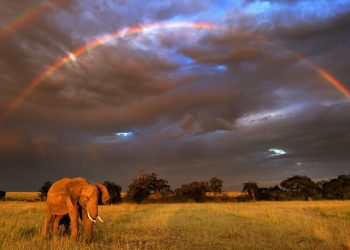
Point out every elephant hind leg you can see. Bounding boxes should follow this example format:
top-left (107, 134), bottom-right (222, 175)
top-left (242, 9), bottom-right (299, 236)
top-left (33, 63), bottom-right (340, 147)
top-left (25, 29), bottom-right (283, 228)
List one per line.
top-left (41, 210), bottom-right (54, 239)
top-left (52, 215), bottom-right (63, 237)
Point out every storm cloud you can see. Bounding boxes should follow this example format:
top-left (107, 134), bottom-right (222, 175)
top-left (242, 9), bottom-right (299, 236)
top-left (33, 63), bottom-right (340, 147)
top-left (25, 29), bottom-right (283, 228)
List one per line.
top-left (0, 0), bottom-right (349, 191)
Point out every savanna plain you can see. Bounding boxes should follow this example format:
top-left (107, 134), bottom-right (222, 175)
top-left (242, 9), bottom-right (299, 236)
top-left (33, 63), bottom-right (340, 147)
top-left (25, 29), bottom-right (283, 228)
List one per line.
top-left (1, 193), bottom-right (350, 250)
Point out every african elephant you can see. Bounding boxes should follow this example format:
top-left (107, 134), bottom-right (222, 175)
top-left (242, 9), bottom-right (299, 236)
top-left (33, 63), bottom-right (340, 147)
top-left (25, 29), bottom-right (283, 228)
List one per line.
top-left (41, 177), bottom-right (110, 243)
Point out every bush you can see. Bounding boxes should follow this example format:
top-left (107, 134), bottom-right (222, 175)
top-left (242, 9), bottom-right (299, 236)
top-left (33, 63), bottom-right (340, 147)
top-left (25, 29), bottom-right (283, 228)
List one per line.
top-left (256, 186), bottom-right (282, 201)
top-left (0, 191), bottom-right (5, 201)
top-left (175, 181), bottom-right (207, 202)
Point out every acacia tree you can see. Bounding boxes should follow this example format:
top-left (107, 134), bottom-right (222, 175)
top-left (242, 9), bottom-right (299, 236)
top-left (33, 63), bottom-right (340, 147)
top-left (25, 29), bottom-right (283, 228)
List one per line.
top-left (209, 177), bottom-right (223, 194)
top-left (127, 171), bottom-right (170, 203)
top-left (242, 182), bottom-right (258, 201)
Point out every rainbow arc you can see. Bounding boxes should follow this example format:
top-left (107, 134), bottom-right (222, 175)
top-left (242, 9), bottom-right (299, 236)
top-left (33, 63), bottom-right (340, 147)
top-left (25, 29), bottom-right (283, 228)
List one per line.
top-left (0, 21), bottom-right (349, 123)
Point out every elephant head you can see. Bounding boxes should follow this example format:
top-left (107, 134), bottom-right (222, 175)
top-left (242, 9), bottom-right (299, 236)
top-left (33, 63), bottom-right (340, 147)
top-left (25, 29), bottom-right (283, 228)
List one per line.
top-left (75, 183), bottom-right (110, 223)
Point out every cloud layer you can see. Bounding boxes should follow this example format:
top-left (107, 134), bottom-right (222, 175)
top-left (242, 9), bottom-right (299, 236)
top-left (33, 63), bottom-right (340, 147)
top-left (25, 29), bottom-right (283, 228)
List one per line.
top-left (0, 0), bottom-right (349, 190)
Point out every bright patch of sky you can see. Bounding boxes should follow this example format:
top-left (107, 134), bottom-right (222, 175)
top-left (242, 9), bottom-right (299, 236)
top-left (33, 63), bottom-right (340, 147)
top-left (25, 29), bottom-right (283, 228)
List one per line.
top-left (269, 148), bottom-right (287, 156)
top-left (216, 65), bottom-right (227, 71)
top-left (237, 103), bottom-right (305, 126)
top-left (245, 1), bottom-right (271, 15)
top-left (94, 132), bottom-right (134, 144)
top-left (245, 0), bottom-right (350, 27)
top-left (115, 132), bottom-right (134, 137)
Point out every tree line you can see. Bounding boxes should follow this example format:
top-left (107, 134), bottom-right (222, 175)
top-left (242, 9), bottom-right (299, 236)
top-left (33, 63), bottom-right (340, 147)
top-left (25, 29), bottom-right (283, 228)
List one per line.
top-left (242, 175), bottom-right (350, 201)
top-left (1, 173), bottom-right (350, 203)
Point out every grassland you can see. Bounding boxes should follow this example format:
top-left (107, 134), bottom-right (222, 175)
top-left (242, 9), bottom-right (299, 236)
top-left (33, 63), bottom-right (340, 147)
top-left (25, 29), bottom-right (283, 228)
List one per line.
top-left (1, 198), bottom-right (350, 250)
top-left (4, 192), bottom-right (41, 201)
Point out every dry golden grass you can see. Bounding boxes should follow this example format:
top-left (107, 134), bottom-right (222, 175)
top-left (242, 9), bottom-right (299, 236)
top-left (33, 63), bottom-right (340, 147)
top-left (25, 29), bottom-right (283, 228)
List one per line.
top-left (1, 200), bottom-right (350, 249)
top-left (206, 191), bottom-right (244, 197)
top-left (5, 192), bottom-right (40, 201)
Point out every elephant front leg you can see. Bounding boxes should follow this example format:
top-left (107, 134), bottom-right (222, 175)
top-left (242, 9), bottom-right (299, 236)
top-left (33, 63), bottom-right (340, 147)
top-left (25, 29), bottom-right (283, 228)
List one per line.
top-left (41, 210), bottom-right (54, 239)
top-left (68, 206), bottom-right (79, 241)
top-left (81, 209), bottom-right (94, 243)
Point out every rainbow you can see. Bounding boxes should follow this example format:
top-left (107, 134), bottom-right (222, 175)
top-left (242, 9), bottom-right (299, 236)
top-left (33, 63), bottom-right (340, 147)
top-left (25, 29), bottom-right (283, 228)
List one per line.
top-left (317, 69), bottom-right (350, 98)
top-left (0, 22), bottom-right (216, 122)
top-left (0, 1), bottom-right (54, 39)
top-left (0, 21), bottom-right (349, 123)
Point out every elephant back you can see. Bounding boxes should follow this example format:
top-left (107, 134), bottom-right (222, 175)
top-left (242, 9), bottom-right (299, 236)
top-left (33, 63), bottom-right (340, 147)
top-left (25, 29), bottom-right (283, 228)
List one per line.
top-left (47, 177), bottom-right (89, 204)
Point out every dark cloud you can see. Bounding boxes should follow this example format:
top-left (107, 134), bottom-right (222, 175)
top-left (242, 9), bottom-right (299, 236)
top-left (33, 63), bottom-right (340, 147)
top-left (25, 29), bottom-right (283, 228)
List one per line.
top-left (0, 0), bottom-right (349, 191)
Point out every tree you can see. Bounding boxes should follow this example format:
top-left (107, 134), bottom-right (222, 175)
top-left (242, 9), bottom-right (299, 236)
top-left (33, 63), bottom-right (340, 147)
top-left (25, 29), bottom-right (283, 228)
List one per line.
top-left (153, 178), bottom-right (171, 194)
top-left (103, 181), bottom-right (122, 204)
top-left (39, 181), bottom-right (52, 201)
top-left (320, 175), bottom-right (350, 199)
top-left (280, 175), bottom-right (321, 200)
top-left (242, 182), bottom-right (258, 201)
top-left (209, 177), bottom-right (223, 194)
top-left (256, 185), bottom-right (282, 201)
top-left (127, 171), bottom-right (171, 203)
top-left (175, 181), bottom-right (207, 202)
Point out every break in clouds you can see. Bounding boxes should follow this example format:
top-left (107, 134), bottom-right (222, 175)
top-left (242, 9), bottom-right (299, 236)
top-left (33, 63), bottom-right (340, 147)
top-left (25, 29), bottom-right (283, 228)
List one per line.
top-left (0, 0), bottom-right (350, 191)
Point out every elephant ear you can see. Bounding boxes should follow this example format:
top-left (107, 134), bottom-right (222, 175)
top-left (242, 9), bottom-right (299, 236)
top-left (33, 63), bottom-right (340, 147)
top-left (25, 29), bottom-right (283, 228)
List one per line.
top-left (95, 183), bottom-right (110, 205)
top-left (66, 180), bottom-right (84, 205)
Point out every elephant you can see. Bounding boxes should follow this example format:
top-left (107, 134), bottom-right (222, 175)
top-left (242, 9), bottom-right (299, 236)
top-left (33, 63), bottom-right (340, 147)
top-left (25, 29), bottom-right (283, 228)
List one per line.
top-left (41, 177), bottom-right (110, 243)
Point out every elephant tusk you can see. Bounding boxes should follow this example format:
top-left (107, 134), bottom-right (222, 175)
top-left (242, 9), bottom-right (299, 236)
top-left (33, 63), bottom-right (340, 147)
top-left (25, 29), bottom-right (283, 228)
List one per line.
top-left (97, 216), bottom-right (104, 223)
top-left (87, 211), bottom-right (96, 223)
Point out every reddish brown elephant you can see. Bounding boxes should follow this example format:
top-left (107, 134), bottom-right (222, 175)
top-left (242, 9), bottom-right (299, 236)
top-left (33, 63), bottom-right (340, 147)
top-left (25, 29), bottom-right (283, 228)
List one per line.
top-left (41, 177), bottom-right (110, 243)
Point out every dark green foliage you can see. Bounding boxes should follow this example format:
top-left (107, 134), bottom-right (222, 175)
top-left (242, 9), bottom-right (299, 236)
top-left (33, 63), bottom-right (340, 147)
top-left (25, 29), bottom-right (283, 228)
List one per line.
top-left (175, 181), bottom-right (207, 202)
top-left (240, 175), bottom-right (350, 201)
top-left (127, 171), bottom-right (171, 203)
top-left (103, 181), bottom-right (122, 204)
top-left (209, 177), bottom-right (223, 194)
top-left (320, 175), bottom-right (350, 199)
top-left (153, 178), bottom-right (171, 194)
top-left (280, 175), bottom-right (321, 200)
top-left (0, 190), bottom-right (5, 200)
top-left (39, 181), bottom-right (52, 201)
top-left (256, 186), bottom-right (282, 201)
top-left (242, 182), bottom-right (258, 200)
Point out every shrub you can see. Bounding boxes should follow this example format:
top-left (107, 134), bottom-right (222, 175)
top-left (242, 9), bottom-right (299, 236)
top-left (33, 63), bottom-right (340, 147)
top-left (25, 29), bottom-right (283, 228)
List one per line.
top-left (0, 191), bottom-right (5, 201)
top-left (175, 181), bottom-right (207, 202)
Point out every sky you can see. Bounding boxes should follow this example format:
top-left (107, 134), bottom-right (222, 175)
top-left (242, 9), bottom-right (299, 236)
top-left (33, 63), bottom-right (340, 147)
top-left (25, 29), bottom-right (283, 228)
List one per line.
top-left (0, 0), bottom-right (350, 191)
